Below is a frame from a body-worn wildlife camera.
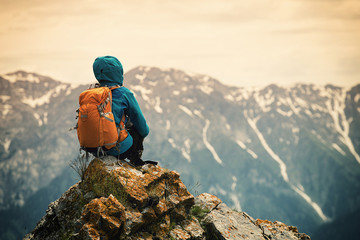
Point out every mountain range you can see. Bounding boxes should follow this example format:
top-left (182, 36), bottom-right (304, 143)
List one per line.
top-left (0, 68), bottom-right (359, 239)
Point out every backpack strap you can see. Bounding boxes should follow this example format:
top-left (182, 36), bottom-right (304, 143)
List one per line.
top-left (109, 85), bottom-right (121, 90)
top-left (108, 86), bottom-right (128, 143)
top-left (118, 114), bottom-right (128, 142)
top-left (97, 86), bottom-right (121, 122)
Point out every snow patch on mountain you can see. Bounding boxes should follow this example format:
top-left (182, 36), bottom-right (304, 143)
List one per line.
top-left (33, 113), bottom-right (43, 126)
top-left (0, 95), bottom-right (10, 102)
top-left (245, 112), bottom-right (329, 222)
top-left (203, 120), bottom-right (223, 165)
top-left (181, 139), bottom-right (192, 163)
top-left (165, 120), bottom-right (171, 131)
top-left (236, 140), bottom-right (246, 149)
top-left (193, 109), bottom-right (204, 119)
top-left (2, 138), bottom-right (11, 153)
top-left (185, 98), bottom-right (194, 104)
top-left (167, 138), bottom-right (192, 162)
top-left (310, 104), bottom-right (326, 112)
top-left (276, 108), bottom-right (293, 117)
top-left (326, 89), bottom-right (360, 163)
top-left (181, 86), bottom-right (188, 92)
top-left (131, 85), bottom-right (152, 102)
top-left (332, 143), bottom-right (346, 156)
top-left (198, 85), bottom-right (213, 95)
top-left (22, 84), bottom-right (68, 108)
top-left (225, 88), bottom-right (254, 102)
top-left (179, 105), bottom-right (194, 118)
top-left (138, 66), bottom-right (152, 72)
top-left (168, 138), bottom-right (177, 149)
top-left (254, 91), bottom-right (273, 112)
top-left (245, 114), bottom-right (289, 182)
top-left (287, 97), bottom-right (301, 115)
top-left (236, 140), bottom-right (258, 159)
top-left (209, 185), bottom-right (227, 196)
top-left (43, 112), bottom-right (48, 125)
top-left (230, 193), bottom-right (242, 211)
top-left (355, 93), bottom-right (360, 102)
top-left (231, 176), bottom-right (237, 191)
top-left (294, 97), bottom-right (309, 109)
top-left (147, 81), bottom-right (157, 87)
top-left (224, 94), bottom-right (235, 102)
top-left (164, 75), bottom-right (175, 86)
top-left (135, 73), bottom-right (147, 82)
top-left (2, 104), bottom-right (12, 117)
top-left (2, 72), bottom-right (40, 83)
top-left (246, 149), bottom-right (258, 159)
top-left (311, 130), bottom-right (326, 144)
top-left (291, 185), bottom-right (329, 222)
top-left (153, 97), bottom-right (163, 114)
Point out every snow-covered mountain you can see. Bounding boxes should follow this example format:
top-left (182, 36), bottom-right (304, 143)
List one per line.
top-left (0, 68), bottom-right (359, 238)
top-left (0, 71), bottom-right (81, 208)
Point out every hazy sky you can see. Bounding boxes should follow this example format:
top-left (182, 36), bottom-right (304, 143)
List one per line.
top-left (1, 0), bottom-right (359, 87)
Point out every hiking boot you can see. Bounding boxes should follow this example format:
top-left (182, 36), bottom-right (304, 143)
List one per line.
top-left (128, 155), bottom-right (145, 167)
top-left (143, 160), bottom-right (158, 165)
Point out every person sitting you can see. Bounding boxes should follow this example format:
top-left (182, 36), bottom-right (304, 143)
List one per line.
top-left (92, 56), bottom-right (149, 166)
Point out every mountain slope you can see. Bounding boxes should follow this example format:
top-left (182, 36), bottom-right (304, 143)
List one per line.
top-left (0, 71), bottom-right (81, 209)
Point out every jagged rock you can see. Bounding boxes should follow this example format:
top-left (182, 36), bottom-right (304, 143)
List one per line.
top-left (203, 202), bottom-right (265, 240)
top-left (80, 194), bottom-right (126, 239)
top-left (169, 225), bottom-right (191, 240)
top-left (195, 193), bottom-right (222, 211)
top-left (255, 220), bottom-right (311, 240)
top-left (181, 218), bottom-right (205, 239)
top-left (199, 198), bottom-right (310, 240)
top-left (24, 157), bottom-right (195, 240)
top-left (24, 157), bottom-right (310, 240)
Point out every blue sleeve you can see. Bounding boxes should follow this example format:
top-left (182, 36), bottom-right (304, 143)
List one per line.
top-left (124, 90), bottom-right (149, 138)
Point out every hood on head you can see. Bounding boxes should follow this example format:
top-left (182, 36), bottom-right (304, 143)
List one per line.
top-left (93, 56), bottom-right (124, 86)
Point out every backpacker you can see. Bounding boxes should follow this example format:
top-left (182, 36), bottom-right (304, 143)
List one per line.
top-left (76, 85), bottom-right (128, 154)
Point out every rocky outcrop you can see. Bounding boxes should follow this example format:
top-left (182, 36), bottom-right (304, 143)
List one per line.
top-left (196, 193), bottom-right (310, 240)
top-left (24, 157), bottom-right (310, 240)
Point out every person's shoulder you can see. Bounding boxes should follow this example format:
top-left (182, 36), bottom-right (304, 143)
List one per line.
top-left (112, 86), bottom-right (130, 94)
top-left (112, 86), bottom-right (136, 101)
top-left (121, 86), bottom-right (132, 92)
top-left (119, 86), bottom-right (136, 96)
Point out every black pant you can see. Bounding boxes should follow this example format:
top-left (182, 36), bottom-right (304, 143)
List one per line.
top-left (117, 126), bottom-right (144, 161)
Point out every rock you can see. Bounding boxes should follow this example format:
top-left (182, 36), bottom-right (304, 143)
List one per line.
top-left (124, 209), bottom-right (143, 235)
top-left (182, 218), bottom-right (205, 239)
top-left (24, 157), bottom-right (310, 240)
top-left (255, 219), bottom-right (311, 240)
top-left (170, 225), bottom-right (191, 240)
top-left (24, 158), bottom-right (195, 240)
top-left (80, 194), bottom-right (126, 239)
top-left (195, 193), bottom-right (222, 211)
top-left (24, 183), bottom-right (84, 240)
top-left (203, 202), bottom-right (265, 240)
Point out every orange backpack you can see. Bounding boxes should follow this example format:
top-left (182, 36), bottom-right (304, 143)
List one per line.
top-left (76, 85), bottom-right (128, 151)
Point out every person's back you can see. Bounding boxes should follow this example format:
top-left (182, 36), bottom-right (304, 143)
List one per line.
top-left (92, 56), bottom-right (149, 166)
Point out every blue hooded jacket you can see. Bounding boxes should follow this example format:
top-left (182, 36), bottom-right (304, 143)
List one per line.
top-left (93, 56), bottom-right (149, 155)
